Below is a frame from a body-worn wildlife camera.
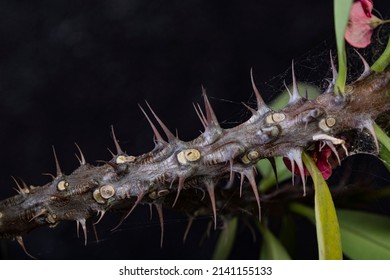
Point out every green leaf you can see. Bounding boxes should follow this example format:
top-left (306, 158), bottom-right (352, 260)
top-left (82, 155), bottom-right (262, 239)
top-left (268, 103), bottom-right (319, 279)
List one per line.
top-left (290, 204), bottom-right (390, 259)
top-left (212, 217), bottom-right (238, 260)
top-left (259, 223), bottom-right (291, 260)
top-left (333, 0), bottom-right (352, 95)
top-left (371, 36), bottom-right (390, 72)
top-left (373, 122), bottom-right (390, 171)
top-left (278, 215), bottom-right (297, 256)
top-left (374, 122), bottom-right (390, 171)
top-left (289, 203), bottom-right (315, 222)
top-left (302, 152), bottom-right (343, 260)
top-left (337, 209), bottom-right (390, 259)
top-left (374, 122), bottom-right (390, 152)
top-left (379, 146), bottom-right (390, 172)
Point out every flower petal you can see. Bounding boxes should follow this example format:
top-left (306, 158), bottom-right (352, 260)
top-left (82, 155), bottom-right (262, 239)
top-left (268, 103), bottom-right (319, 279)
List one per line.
top-left (359, 0), bottom-right (373, 17)
top-left (316, 146), bottom-right (333, 180)
top-left (345, 1), bottom-right (374, 48)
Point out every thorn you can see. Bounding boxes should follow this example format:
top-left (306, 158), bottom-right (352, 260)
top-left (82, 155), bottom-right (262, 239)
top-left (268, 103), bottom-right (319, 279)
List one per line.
top-left (111, 125), bottom-right (124, 155)
top-left (154, 203), bottom-right (164, 248)
top-left (196, 103), bottom-right (208, 128)
top-left (145, 101), bottom-right (176, 142)
top-left (222, 161), bottom-right (235, 189)
top-left (241, 102), bottom-right (257, 115)
top-left (330, 50), bottom-right (338, 86)
top-left (324, 79), bottom-right (333, 93)
top-left (313, 133), bottom-right (346, 145)
top-left (13, 188), bottom-right (21, 195)
top-left (172, 177), bottom-right (185, 207)
top-left (92, 223), bottom-right (100, 243)
top-left (139, 105), bottom-right (167, 145)
top-left (11, 176), bottom-right (25, 194)
top-left (16, 236), bottom-right (36, 259)
top-left (290, 60), bottom-right (302, 103)
top-left (193, 103), bottom-right (207, 129)
top-left (354, 49), bottom-right (370, 80)
top-left (287, 155), bottom-right (296, 186)
top-left (201, 86), bottom-right (219, 127)
top-left (363, 120), bottom-right (379, 153)
top-left (41, 173), bottom-right (56, 180)
top-left (239, 172), bottom-right (245, 197)
top-left (250, 68), bottom-right (271, 115)
top-left (52, 146), bottom-right (62, 177)
top-left (28, 208), bottom-right (47, 222)
top-left (122, 193), bottom-right (145, 221)
top-left (318, 141), bottom-right (326, 152)
top-left (205, 180), bottom-right (217, 229)
top-left (110, 213), bottom-right (126, 232)
top-left (74, 143), bottom-right (86, 165)
top-left (295, 154), bottom-right (306, 197)
top-left (76, 218), bottom-right (88, 246)
top-left (19, 178), bottom-right (30, 194)
top-left (287, 149), bottom-right (306, 196)
top-left (267, 157), bottom-right (279, 188)
top-left (326, 141), bottom-right (341, 166)
top-left (93, 210), bottom-right (106, 225)
top-left (111, 193), bottom-right (145, 231)
top-left (244, 168), bottom-right (261, 220)
top-left (107, 148), bottom-right (116, 158)
top-left (228, 159), bottom-right (234, 185)
top-left (198, 187), bottom-right (206, 201)
top-left (76, 219), bottom-right (80, 239)
top-left (284, 80), bottom-right (292, 98)
top-left (183, 216), bottom-right (194, 243)
top-left (250, 68), bottom-right (270, 115)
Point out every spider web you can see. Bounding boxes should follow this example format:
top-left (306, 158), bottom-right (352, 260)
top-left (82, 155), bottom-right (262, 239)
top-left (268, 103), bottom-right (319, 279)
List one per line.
top-left (213, 22), bottom-right (390, 157)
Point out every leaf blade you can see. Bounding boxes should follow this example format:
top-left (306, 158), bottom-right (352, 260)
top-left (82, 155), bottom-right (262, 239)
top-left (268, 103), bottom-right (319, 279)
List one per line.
top-left (371, 36), bottom-right (390, 72)
top-left (259, 223), bottom-right (291, 260)
top-left (373, 122), bottom-right (390, 171)
top-left (302, 152), bottom-right (343, 260)
top-left (212, 217), bottom-right (238, 260)
top-left (290, 204), bottom-right (390, 259)
top-left (338, 209), bottom-right (390, 260)
top-left (334, 0), bottom-right (353, 94)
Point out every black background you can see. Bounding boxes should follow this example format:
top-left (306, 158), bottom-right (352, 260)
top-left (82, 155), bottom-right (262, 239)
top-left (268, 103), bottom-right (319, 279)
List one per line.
top-left (0, 0), bottom-right (389, 259)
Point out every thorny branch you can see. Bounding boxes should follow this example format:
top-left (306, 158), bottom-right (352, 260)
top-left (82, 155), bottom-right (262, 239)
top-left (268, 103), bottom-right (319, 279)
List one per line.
top-left (0, 60), bottom-right (389, 256)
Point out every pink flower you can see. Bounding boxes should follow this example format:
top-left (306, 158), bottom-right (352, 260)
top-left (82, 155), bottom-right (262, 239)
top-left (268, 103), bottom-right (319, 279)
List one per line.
top-left (283, 144), bottom-right (333, 180)
top-left (312, 146), bottom-right (332, 180)
top-left (345, 0), bottom-right (384, 48)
